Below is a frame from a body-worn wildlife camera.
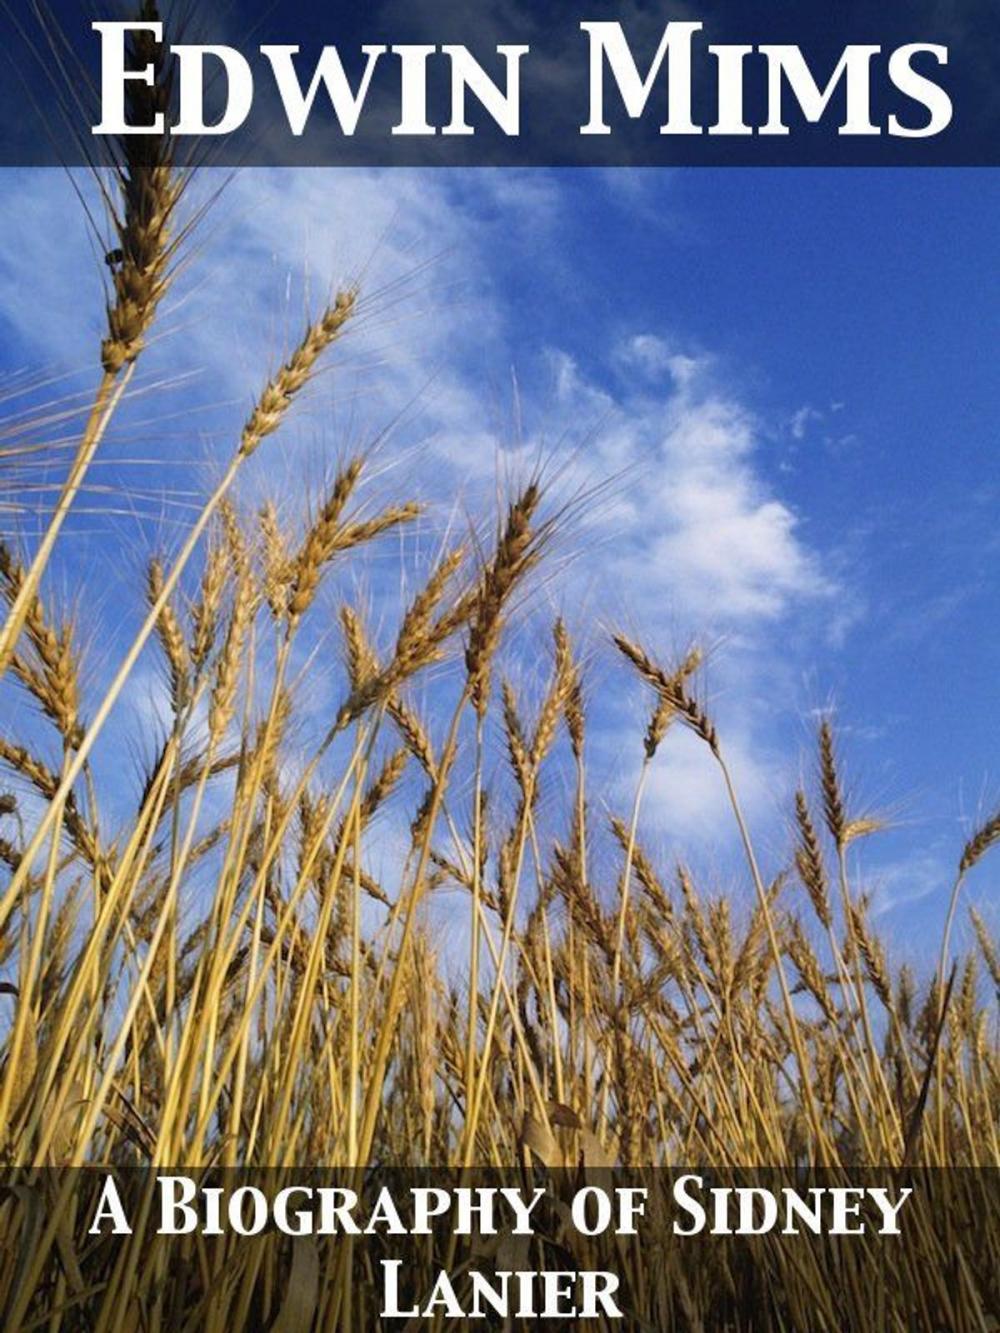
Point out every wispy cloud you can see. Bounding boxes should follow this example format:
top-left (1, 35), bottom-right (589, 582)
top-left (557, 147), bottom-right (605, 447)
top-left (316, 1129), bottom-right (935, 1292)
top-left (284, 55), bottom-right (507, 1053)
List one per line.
top-left (544, 340), bottom-right (834, 625)
top-left (0, 165), bottom-right (848, 879)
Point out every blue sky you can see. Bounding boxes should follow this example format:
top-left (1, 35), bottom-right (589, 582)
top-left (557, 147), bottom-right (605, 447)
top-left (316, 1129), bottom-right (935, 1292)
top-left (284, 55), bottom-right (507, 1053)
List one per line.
top-left (0, 166), bottom-right (997, 963)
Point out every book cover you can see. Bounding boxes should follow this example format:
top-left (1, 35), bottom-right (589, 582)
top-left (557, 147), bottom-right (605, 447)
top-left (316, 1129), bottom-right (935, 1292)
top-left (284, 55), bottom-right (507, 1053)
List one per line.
top-left (0, 2), bottom-right (996, 1328)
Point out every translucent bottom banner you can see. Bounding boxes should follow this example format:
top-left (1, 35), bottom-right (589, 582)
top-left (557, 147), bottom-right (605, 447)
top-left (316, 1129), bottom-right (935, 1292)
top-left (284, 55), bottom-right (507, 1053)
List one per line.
top-left (1, 1166), bottom-right (996, 1329)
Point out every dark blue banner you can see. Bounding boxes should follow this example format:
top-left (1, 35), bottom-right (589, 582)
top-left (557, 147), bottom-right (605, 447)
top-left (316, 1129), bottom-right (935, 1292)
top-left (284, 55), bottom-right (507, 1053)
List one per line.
top-left (2, 0), bottom-right (999, 165)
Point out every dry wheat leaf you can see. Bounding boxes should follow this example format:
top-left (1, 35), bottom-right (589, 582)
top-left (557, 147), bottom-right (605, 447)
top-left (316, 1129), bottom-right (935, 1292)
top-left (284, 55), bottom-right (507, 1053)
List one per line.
top-left (269, 1235), bottom-right (320, 1333)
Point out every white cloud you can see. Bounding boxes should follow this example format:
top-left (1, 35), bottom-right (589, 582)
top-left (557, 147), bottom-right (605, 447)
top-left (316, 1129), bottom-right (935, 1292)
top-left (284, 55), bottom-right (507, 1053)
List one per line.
top-left (631, 724), bottom-right (786, 845)
top-left (790, 404), bottom-right (822, 439)
top-left (540, 348), bottom-right (834, 625)
top-left (869, 850), bottom-right (947, 920)
top-left (0, 169), bottom-right (833, 639)
top-left (0, 166), bottom-right (845, 875)
top-left (617, 333), bottom-right (705, 388)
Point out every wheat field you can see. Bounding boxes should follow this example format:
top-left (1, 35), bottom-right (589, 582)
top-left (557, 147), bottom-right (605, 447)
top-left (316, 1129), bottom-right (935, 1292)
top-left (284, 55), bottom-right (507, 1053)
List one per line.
top-left (0, 11), bottom-right (998, 1330)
